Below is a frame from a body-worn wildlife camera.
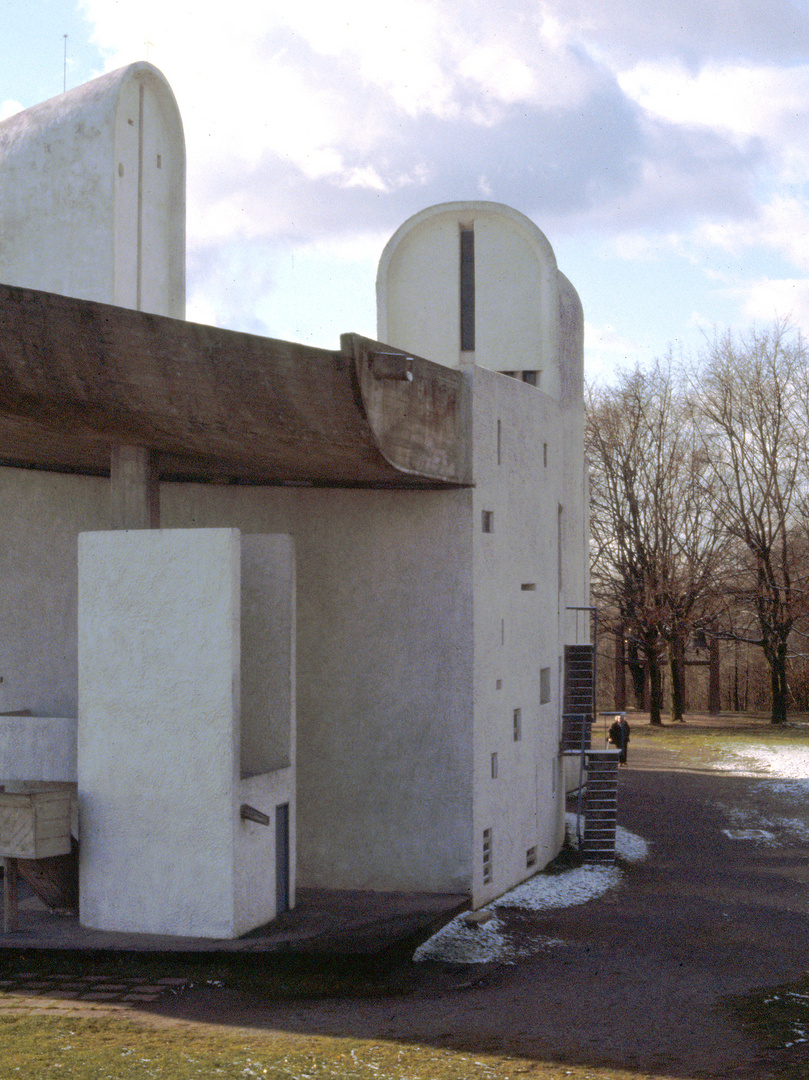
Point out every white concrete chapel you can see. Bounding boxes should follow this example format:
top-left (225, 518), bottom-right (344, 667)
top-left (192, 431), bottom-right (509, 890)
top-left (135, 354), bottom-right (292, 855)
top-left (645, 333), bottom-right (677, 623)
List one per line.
top-left (0, 62), bottom-right (589, 937)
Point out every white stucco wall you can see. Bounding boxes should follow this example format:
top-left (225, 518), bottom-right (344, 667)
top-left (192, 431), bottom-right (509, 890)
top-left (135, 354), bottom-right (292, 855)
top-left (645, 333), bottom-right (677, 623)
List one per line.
top-left (469, 370), bottom-right (568, 907)
top-left (160, 486), bottom-right (476, 896)
top-left (0, 62), bottom-right (184, 317)
top-left (0, 468), bottom-right (109, 718)
top-left (78, 529), bottom-right (294, 938)
top-left (0, 473), bottom-right (474, 898)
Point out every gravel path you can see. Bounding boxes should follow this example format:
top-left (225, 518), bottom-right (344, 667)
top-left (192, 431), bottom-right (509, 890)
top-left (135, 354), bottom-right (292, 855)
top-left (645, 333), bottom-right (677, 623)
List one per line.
top-left (158, 733), bottom-right (809, 1078)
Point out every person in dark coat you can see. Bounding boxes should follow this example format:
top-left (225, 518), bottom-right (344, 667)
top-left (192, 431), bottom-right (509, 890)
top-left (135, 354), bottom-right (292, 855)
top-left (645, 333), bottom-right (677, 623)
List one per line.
top-left (608, 716), bottom-right (631, 765)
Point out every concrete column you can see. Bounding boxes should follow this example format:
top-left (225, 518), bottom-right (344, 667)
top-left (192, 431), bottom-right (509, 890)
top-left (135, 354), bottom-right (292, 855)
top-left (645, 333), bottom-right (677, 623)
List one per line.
top-left (110, 445), bottom-right (159, 529)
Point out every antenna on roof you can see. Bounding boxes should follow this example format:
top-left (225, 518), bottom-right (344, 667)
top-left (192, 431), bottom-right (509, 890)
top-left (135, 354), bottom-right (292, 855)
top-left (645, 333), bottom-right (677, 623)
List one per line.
top-left (63, 34), bottom-right (67, 93)
top-left (145, 39), bottom-right (154, 61)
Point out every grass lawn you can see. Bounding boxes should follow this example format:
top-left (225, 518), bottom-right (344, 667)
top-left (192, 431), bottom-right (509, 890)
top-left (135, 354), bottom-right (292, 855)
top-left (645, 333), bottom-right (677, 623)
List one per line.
top-left (0, 1014), bottom-right (682, 1080)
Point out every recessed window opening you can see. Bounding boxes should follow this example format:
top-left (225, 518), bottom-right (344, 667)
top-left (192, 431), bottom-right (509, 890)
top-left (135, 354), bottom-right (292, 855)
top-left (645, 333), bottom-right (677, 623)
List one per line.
top-left (521, 582), bottom-right (536, 591)
top-left (482, 510), bottom-right (494, 533)
top-left (460, 227), bottom-right (475, 351)
top-left (526, 846), bottom-right (537, 869)
top-left (540, 666), bottom-right (551, 705)
top-left (497, 419), bottom-right (501, 465)
top-left (522, 371), bottom-right (538, 387)
top-left (501, 618), bottom-right (505, 646)
top-left (491, 752), bottom-right (498, 779)
top-left (513, 708), bottom-right (522, 741)
top-left (543, 442), bottom-right (548, 467)
top-left (496, 678), bottom-right (502, 690)
top-left (483, 828), bottom-right (493, 884)
top-left (156, 153), bottom-right (162, 168)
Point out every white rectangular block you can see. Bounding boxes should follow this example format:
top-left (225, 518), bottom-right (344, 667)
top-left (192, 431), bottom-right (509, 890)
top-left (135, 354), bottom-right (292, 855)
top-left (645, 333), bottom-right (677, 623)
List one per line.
top-left (78, 528), bottom-right (295, 939)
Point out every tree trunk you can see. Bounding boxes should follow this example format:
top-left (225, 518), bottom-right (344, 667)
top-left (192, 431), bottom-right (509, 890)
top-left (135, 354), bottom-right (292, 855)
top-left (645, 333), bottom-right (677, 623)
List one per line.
top-left (627, 640), bottom-right (646, 710)
top-left (645, 641), bottom-right (663, 725)
top-left (667, 632), bottom-right (686, 722)
top-left (769, 643), bottom-right (788, 725)
top-left (708, 635), bottom-right (721, 716)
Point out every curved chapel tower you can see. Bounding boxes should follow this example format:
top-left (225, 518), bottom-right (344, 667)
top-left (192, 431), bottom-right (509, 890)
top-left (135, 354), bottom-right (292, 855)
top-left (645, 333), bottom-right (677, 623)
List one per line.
top-left (0, 62), bottom-right (185, 318)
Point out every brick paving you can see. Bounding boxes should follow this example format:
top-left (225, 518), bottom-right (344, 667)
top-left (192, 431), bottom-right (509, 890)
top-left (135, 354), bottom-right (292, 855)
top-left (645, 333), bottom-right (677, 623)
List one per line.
top-left (0, 971), bottom-right (191, 1005)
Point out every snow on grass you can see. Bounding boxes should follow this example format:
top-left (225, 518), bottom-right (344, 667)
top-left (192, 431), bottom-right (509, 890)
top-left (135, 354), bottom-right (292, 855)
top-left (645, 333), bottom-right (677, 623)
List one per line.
top-left (715, 744), bottom-right (809, 845)
top-left (712, 744), bottom-right (809, 781)
top-left (414, 820), bottom-right (650, 964)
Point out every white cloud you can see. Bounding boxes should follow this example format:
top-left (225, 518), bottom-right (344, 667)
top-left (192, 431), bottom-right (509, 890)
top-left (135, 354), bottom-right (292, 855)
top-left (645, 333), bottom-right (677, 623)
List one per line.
top-left (0, 100), bottom-right (22, 121)
top-left (586, 321), bottom-right (650, 355)
top-left (67, 0), bottom-right (809, 352)
top-left (692, 195), bottom-right (809, 273)
top-left (618, 59), bottom-right (809, 182)
top-left (738, 277), bottom-right (809, 329)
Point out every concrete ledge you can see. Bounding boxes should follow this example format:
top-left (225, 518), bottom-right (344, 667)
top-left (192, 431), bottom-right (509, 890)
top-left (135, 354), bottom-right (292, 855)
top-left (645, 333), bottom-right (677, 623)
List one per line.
top-left (0, 885), bottom-right (469, 960)
top-left (0, 716), bottom-right (76, 782)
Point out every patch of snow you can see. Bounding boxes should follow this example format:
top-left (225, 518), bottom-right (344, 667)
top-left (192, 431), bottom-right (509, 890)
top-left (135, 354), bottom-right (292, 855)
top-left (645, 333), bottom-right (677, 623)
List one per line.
top-left (413, 913), bottom-right (510, 964)
top-left (712, 744), bottom-right (809, 779)
top-left (776, 817), bottom-right (809, 842)
top-left (496, 864), bottom-right (621, 912)
top-left (415, 818), bottom-right (650, 964)
top-left (616, 825), bottom-right (649, 862)
top-left (722, 828), bottom-right (777, 842)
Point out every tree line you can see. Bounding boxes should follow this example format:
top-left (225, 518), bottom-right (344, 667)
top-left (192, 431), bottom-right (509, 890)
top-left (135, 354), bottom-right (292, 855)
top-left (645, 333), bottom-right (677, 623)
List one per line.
top-left (586, 321), bottom-right (809, 725)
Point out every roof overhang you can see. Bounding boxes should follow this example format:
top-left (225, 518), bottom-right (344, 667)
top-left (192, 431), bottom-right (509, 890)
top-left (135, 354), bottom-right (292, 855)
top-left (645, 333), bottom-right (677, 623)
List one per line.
top-left (0, 283), bottom-right (472, 488)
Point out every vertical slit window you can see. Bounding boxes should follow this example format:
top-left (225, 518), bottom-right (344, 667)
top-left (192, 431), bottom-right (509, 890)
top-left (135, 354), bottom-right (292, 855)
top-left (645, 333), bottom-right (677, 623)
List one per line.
top-left (483, 828), bottom-right (493, 884)
top-left (460, 228), bottom-right (475, 351)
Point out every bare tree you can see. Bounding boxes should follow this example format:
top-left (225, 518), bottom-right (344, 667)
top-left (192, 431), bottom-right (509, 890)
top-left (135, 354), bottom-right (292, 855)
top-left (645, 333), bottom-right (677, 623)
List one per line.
top-left (587, 361), bottom-right (724, 723)
top-left (691, 322), bottom-right (809, 724)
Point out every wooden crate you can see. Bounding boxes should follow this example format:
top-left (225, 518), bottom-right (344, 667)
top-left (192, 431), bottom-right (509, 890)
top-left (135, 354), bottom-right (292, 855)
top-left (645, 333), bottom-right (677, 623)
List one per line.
top-left (0, 788), bottom-right (72, 860)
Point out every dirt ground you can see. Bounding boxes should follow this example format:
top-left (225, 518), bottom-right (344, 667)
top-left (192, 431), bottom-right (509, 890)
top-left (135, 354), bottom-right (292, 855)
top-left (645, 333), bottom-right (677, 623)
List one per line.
top-left (131, 716), bottom-right (809, 1079)
top-left (10, 716), bottom-right (809, 1079)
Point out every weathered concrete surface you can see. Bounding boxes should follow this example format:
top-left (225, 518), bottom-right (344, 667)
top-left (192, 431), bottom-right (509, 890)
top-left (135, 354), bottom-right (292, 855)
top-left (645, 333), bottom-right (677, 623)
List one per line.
top-left (0, 285), bottom-right (471, 487)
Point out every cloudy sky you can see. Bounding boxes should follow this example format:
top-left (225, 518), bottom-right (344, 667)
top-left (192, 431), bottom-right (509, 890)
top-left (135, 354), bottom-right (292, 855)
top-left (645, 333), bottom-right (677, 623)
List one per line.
top-left (4, 0), bottom-right (809, 381)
